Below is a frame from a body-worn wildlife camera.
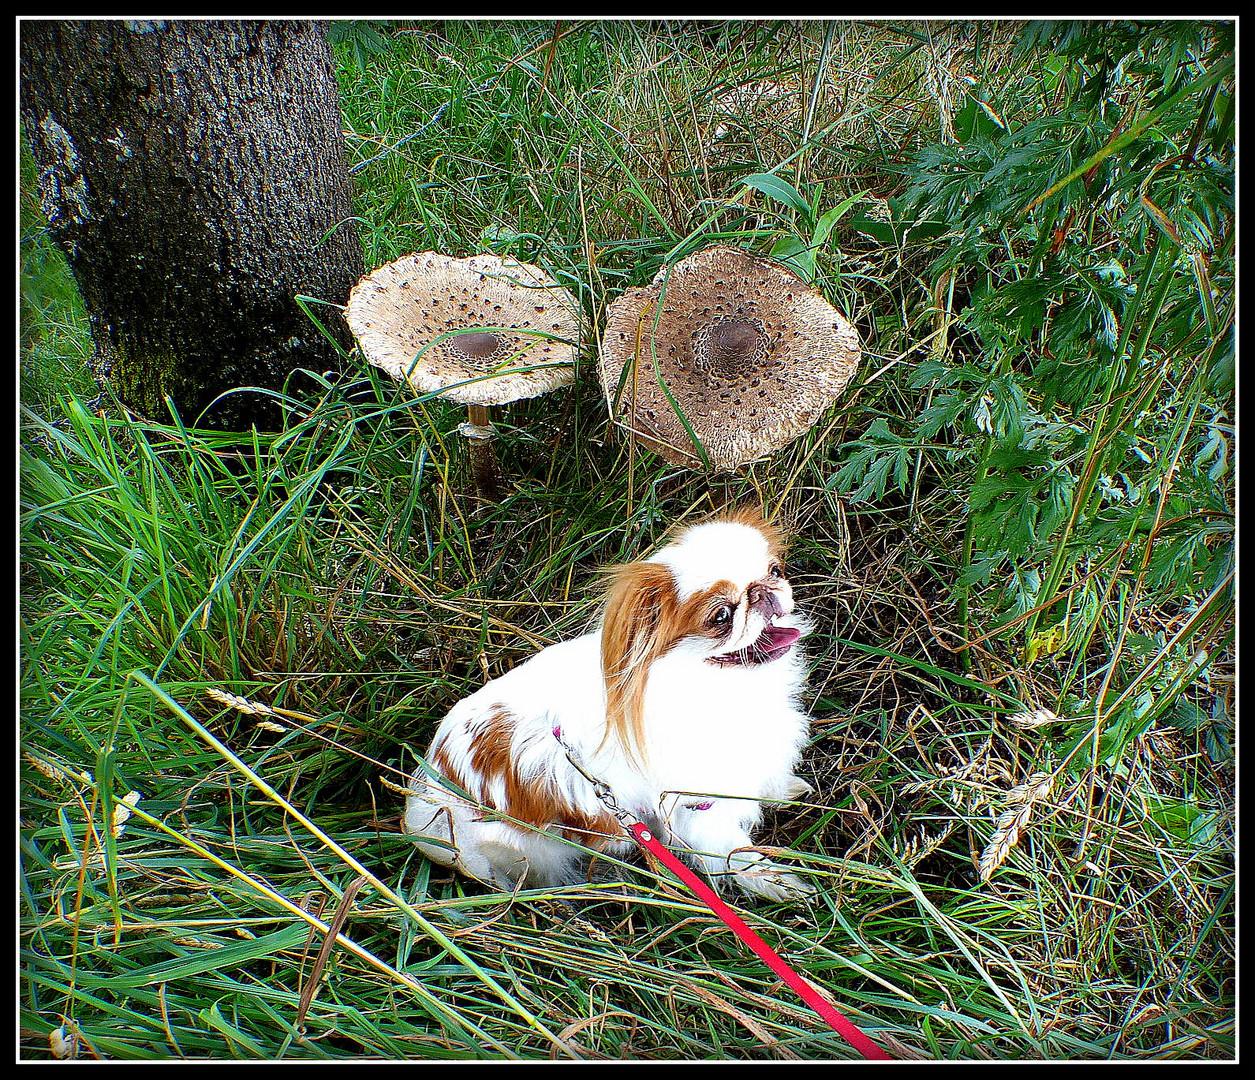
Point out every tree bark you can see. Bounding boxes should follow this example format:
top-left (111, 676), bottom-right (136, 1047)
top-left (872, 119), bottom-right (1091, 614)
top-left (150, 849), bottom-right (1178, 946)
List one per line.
top-left (20, 19), bottom-right (364, 430)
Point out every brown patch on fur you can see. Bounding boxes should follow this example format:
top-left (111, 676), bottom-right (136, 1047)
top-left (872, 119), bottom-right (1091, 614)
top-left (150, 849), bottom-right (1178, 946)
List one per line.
top-left (599, 560), bottom-right (677, 767)
top-left (600, 561), bottom-right (746, 765)
top-left (596, 506), bottom-right (790, 766)
top-left (452, 706), bottom-right (621, 848)
top-left (430, 741), bottom-right (465, 792)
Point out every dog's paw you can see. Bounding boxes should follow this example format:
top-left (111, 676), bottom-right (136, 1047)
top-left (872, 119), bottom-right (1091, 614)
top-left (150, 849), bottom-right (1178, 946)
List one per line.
top-left (777, 774), bottom-right (814, 801)
top-left (733, 858), bottom-right (817, 903)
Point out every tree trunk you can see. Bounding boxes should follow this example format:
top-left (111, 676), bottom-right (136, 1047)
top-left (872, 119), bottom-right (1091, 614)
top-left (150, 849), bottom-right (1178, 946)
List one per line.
top-left (20, 19), bottom-right (364, 430)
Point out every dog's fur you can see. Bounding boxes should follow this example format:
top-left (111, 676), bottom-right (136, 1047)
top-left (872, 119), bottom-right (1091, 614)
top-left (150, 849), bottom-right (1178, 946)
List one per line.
top-left (403, 508), bottom-right (814, 900)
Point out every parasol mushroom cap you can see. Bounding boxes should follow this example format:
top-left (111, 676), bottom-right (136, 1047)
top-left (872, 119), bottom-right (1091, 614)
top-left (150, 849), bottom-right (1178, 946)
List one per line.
top-left (345, 251), bottom-right (582, 406)
top-left (598, 244), bottom-right (860, 471)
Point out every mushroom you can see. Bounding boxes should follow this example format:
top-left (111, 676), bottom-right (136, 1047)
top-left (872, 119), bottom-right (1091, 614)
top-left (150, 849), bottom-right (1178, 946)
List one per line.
top-left (345, 251), bottom-right (582, 499)
top-left (708, 79), bottom-right (795, 143)
top-left (598, 244), bottom-right (860, 472)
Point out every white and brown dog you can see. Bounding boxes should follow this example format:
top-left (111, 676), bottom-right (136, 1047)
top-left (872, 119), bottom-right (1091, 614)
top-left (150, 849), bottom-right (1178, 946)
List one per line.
top-left (403, 507), bottom-right (815, 901)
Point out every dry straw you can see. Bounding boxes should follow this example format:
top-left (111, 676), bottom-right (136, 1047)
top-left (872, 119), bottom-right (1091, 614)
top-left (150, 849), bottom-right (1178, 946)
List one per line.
top-left (978, 771), bottom-right (1056, 883)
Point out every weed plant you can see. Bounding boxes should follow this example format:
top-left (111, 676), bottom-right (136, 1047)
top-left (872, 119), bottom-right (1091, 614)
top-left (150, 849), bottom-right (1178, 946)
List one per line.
top-left (20, 20), bottom-right (1233, 1061)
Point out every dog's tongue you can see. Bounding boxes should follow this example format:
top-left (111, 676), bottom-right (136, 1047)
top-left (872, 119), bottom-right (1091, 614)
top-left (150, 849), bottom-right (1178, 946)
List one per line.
top-left (715, 623), bottom-right (801, 666)
top-left (756, 624), bottom-right (801, 659)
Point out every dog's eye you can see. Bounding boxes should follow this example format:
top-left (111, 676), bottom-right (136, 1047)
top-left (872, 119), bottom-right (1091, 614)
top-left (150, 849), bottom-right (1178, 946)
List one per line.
top-left (769, 562), bottom-right (784, 579)
top-left (708, 603), bottom-right (734, 628)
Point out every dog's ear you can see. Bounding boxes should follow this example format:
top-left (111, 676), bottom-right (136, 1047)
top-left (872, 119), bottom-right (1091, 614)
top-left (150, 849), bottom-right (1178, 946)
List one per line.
top-left (598, 560), bottom-right (676, 766)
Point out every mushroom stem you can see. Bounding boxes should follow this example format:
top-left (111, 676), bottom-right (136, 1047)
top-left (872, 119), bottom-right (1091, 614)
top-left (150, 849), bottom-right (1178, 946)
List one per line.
top-left (345, 252), bottom-right (582, 501)
top-left (463, 402), bottom-right (505, 501)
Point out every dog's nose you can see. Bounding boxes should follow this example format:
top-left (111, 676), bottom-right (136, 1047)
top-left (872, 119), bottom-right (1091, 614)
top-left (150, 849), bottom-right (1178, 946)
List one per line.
top-left (748, 583), bottom-right (783, 618)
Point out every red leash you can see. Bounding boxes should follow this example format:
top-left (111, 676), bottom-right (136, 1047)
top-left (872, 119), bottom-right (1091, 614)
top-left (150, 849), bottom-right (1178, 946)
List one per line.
top-left (555, 730), bottom-right (890, 1060)
top-left (627, 822), bottom-right (890, 1060)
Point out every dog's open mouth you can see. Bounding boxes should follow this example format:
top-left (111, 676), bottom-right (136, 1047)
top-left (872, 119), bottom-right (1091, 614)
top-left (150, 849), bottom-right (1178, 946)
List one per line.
top-left (709, 622), bottom-right (801, 667)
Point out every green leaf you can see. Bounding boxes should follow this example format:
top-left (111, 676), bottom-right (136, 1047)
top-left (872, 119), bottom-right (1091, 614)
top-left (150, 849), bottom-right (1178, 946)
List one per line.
top-left (739, 172), bottom-right (812, 220)
top-left (199, 1001), bottom-right (270, 1058)
top-left (955, 91), bottom-right (1007, 143)
top-left (769, 236), bottom-right (815, 282)
top-left (1164, 698), bottom-right (1208, 733)
top-left (811, 191), bottom-right (865, 249)
top-left (1144, 794), bottom-right (1219, 846)
top-left (849, 214), bottom-right (899, 245)
top-left (1024, 620), bottom-right (1067, 665)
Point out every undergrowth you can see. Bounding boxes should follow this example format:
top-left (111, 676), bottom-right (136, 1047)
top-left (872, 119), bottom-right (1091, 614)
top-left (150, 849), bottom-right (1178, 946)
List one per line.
top-left (20, 19), bottom-right (1233, 1061)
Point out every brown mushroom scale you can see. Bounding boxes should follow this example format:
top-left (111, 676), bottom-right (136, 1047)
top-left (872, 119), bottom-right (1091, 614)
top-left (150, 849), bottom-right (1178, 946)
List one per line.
top-left (440, 329), bottom-right (521, 372)
top-left (450, 331), bottom-right (503, 358)
top-left (692, 316), bottom-right (768, 380)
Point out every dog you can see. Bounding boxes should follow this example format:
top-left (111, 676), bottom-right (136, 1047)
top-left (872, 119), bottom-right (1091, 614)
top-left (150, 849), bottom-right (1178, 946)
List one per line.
top-left (403, 507), bottom-right (815, 901)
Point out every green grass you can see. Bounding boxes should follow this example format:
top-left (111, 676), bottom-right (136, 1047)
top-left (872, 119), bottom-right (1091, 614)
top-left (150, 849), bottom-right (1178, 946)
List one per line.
top-left (21, 20), bottom-right (1233, 1061)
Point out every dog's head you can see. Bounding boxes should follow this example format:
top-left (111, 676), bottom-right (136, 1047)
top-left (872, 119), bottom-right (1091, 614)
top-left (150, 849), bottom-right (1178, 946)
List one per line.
top-left (599, 507), bottom-right (804, 761)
